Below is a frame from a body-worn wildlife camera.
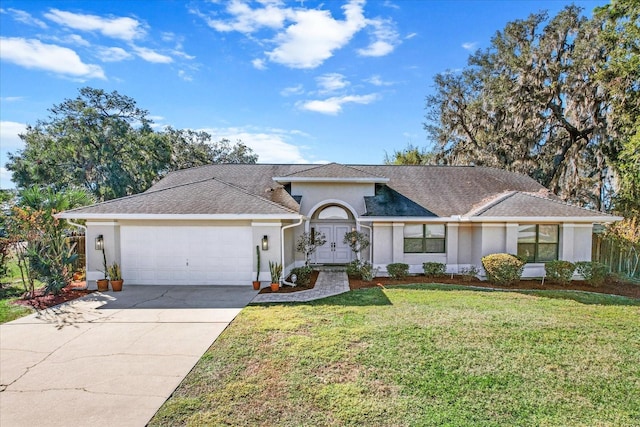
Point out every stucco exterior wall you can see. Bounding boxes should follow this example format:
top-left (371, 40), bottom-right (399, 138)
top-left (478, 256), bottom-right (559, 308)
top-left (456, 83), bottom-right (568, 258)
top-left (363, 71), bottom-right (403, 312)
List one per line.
top-left (85, 221), bottom-right (120, 281)
top-left (251, 221), bottom-right (282, 283)
top-left (292, 182), bottom-right (374, 216)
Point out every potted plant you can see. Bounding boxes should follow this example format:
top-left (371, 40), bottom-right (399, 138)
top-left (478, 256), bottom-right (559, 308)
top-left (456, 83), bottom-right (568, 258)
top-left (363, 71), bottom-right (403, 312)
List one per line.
top-left (253, 245), bottom-right (261, 290)
top-left (97, 243), bottom-right (109, 292)
top-left (269, 261), bottom-right (282, 292)
top-left (107, 262), bottom-right (124, 292)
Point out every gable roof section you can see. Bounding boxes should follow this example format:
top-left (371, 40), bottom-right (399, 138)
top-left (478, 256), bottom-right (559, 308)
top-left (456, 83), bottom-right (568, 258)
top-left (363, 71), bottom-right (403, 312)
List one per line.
top-left (273, 162), bottom-right (388, 183)
top-left (354, 165), bottom-right (548, 217)
top-left (364, 185), bottom-right (437, 217)
top-left (469, 192), bottom-right (614, 219)
top-left (59, 163), bottom-right (620, 222)
top-left (59, 177), bottom-right (299, 219)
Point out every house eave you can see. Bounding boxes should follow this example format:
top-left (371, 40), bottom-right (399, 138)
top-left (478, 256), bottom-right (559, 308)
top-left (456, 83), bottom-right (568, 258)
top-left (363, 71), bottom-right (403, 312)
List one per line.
top-left (56, 213), bottom-right (303, 221)
top-left (273, 177), bottom-right (389, 184)
top-left (357, 215), bottom-right (622, 223)
top-left (465, 215), bottom-right (623, 223)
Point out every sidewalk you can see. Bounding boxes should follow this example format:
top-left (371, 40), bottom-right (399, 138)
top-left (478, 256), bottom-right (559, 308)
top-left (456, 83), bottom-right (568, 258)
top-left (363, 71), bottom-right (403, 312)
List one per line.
top-left (252, 270), bottom-right (350, 303)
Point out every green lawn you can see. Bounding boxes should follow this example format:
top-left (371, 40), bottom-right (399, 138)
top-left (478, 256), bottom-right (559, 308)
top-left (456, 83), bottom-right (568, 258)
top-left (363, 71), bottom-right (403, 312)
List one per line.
top-left (150, 284), bottom-right (640, 426)
top-left (0, 259), bottom-right (34, 324)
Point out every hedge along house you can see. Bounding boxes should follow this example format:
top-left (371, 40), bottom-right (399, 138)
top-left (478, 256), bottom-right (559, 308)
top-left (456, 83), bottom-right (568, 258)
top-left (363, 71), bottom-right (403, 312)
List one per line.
top-left (58, 163), bottom-right (621, 286)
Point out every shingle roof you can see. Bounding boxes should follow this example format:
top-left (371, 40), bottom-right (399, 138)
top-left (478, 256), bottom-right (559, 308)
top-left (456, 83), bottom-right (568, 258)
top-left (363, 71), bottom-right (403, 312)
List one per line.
top-left (62, 177), bottom-right (298, 216)
top-left (277, 162), bottom-right (386, 180)
top-left (471, 192), bottom-right (611, 218)
top-left (60, 163), bottom-right (615, 220)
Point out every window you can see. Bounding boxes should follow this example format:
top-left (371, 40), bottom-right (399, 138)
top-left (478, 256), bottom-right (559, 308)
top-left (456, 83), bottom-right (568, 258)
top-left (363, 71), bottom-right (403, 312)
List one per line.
top-left (317, 205), bottom-right (349, 220)
top-left (517, 224), bottom-right (559, 262)
top-left (404, 224), bottom-right (446, 253)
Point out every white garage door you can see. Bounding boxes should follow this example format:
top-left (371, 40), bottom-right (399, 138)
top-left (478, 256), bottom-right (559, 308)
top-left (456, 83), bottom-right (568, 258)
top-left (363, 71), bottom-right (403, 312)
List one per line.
top-left (121, 225), bottom-right (253, 285)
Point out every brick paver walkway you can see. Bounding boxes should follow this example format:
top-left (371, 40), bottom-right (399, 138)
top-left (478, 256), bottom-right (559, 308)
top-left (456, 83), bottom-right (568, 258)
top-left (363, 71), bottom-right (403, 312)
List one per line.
top-left (251, 270), bottom-right (349, 303)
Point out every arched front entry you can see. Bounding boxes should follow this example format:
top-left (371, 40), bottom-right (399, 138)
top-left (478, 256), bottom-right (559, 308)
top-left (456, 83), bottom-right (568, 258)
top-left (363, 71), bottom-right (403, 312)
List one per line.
top-left (310, 204), bottom-right (356, 264)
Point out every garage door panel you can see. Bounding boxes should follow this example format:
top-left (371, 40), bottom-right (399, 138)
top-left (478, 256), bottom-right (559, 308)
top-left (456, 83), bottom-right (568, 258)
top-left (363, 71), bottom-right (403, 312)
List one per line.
top-left (121, 225), bottom-right (253, 285)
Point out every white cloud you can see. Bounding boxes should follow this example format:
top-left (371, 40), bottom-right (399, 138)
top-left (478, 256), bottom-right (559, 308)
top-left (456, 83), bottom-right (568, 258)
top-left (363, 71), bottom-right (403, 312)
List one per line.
top-left (197, 0), bottom-right (382, 69)
top-left (252, 58), bottom-right (267, 70)
top-left (0, 167), bottom-right (15, 189)
top-left (0, 121), bottom-right (26, 152)
top-left (0, 96), bottom-right (24, 102)
top-left (63, 34), bottom-right (91, 47)
top-left (131, 45), bottom-right (173, 63)
top-left (298, 93), bottom-right (378, 115)
top-left (316, 73), bottom-right (349, 94)
top-left (97, 46), bottom-right (132, 62)
top-left (280, 84), bottom-right (304, 97)
top-left (365, 75), bottom-right (394, 86)
top-left (0, 37), bottom-right (105, 79)
top-left (357, 17), bottom-right (399, 57)
top-left (1, 120), bottom-right (25, 188)
top-left (44, 9), bottom-right (146, 41)
top-left (4, 8), bottom-right (48, 28)
top-left (266, 1), bottom-right (367, 69)
top-left (199, 0), bottom-right (287, 33)
top-left (405, 32), bottom-right (417, 40)
top-left (178, 70), bottom-right (193, 82)
top-left (201, 126), bottom-right (311, 163)
top-left (462, 42), bottom-right (478, 51)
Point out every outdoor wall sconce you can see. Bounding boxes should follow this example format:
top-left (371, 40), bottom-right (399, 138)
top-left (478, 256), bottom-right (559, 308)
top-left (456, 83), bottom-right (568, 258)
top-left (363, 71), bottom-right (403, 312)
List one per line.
top-left (261, 235), bottom-right (269, 251)
top-left (95, 235), bottom-right (104, 251)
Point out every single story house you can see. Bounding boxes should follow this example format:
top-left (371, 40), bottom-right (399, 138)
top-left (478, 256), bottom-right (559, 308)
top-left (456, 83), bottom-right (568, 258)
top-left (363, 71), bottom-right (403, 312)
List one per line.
top-left (59, 163), bottom-right (621, 286)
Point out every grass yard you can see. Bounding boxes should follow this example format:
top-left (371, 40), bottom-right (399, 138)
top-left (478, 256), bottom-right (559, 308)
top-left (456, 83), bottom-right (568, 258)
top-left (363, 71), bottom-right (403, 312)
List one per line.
top-left (0, 259), bottom-right (34, 324)
top-left (151, 284), bottom-right (640, 426)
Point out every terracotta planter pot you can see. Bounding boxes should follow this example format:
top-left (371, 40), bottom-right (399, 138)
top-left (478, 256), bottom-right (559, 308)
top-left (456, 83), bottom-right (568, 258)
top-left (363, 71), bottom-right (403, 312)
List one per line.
top-left (96, 279), bottom-right (109, 292)
top-left (110, 280), bottom-right (124, 292)
top-left (252, 281), bottom-right (261, 290)
top-left (270, 282), bottom-right (279, 292)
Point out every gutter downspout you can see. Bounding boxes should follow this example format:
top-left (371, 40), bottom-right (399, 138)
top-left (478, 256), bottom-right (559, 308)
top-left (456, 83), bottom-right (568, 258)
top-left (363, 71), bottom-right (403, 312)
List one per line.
top-left (355, 219), bottom-right (372, 263)
top-left (281, 216), bottom-right (304, 287)
top-left (66, 219), bottom-right (88, 290)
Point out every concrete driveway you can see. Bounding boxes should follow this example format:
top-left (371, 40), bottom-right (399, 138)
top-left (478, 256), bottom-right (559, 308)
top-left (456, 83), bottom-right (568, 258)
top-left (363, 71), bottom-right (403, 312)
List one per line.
top-left (0, 285), bottom-right (257, 427)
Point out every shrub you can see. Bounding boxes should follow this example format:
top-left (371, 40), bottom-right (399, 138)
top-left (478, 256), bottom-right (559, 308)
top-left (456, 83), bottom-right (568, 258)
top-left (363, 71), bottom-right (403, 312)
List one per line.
top-left (346, 260), bottom-right (378, 281)
top-left (360, 262), bottom-right (378, 282)
top-left (423, 262), bottom-right (446, 277)
top-left (346, 260), bottom-right (363, 278)
top-left (544, 260), bottom-right (575, 285)
top-left (290, 266), bottom-right (313, 286)
top-left (575, 261), bottom-right (608, 287)
top-left (481, 253), bottom-right (524, 286)
top-left (387, 263), bottom-right (409, 280)
top-left (459, 265), bottom-right (479, 282)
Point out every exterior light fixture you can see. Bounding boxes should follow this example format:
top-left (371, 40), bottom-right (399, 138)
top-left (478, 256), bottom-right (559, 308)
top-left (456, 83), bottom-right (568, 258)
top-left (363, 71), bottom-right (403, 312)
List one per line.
top-left (95, 235), bottom-right (104, 251)
top-left (291, 274), bottom-right (297, 286)
top-left (261, 235), bottom-right (269, 251)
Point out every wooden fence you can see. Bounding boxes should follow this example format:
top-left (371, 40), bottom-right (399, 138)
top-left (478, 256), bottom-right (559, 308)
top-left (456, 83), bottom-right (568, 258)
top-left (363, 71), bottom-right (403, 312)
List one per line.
top-left (592, 233), bottom-right (640, 280)
top-left (68, 235), bottom-right (86, 271)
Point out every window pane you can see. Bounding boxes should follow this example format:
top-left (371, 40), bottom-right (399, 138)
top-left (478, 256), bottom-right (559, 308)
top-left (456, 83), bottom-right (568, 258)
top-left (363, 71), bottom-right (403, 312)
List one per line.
top-left (517, 243), bottom-right (536, 262)
top-left (318, 206), bottom-right (349, 219)
top-left (404, 238), bottom-right (423, 253)
top-left (539, 225), bottom-right (559, 243)
top-left (404, 225), bottom-right (423, 238)
top-left (537, 244), bottom-right (558, 262)
top-left (425, 224), bottom-right (445, 238)
top-left (425, 238), bottom-right (445, 253)
top-left (518, 225), bottom-right (537, 243)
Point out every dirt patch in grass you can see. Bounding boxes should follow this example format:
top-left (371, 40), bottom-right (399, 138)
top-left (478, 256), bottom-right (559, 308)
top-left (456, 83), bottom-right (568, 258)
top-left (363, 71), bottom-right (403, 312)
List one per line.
top-left (350, 275), bottom-right (640, 299)
top-left (258, 270), bottom-right (320, 294)
top-left (11, 281), bottom-right (95, 310)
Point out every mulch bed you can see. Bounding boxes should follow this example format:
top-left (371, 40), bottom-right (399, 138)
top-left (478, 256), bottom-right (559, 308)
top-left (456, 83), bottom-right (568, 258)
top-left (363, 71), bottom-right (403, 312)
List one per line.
top-left (349, 275), bottom-right (640, 299)
top-left (258, 270), bottom-right (320, 294)
top-left (12, 281), bottom-right (95, 310)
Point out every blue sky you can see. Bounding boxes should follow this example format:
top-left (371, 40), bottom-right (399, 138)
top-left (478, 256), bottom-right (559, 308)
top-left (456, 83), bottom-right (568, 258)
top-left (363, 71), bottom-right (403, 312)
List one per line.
top-left (0, 0), bottom-right (606, 189)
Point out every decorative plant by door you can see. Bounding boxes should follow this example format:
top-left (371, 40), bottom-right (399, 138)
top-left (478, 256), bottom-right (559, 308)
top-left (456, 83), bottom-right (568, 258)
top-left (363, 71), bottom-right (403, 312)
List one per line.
top-left (296, 231), bottom-right (327, 266)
